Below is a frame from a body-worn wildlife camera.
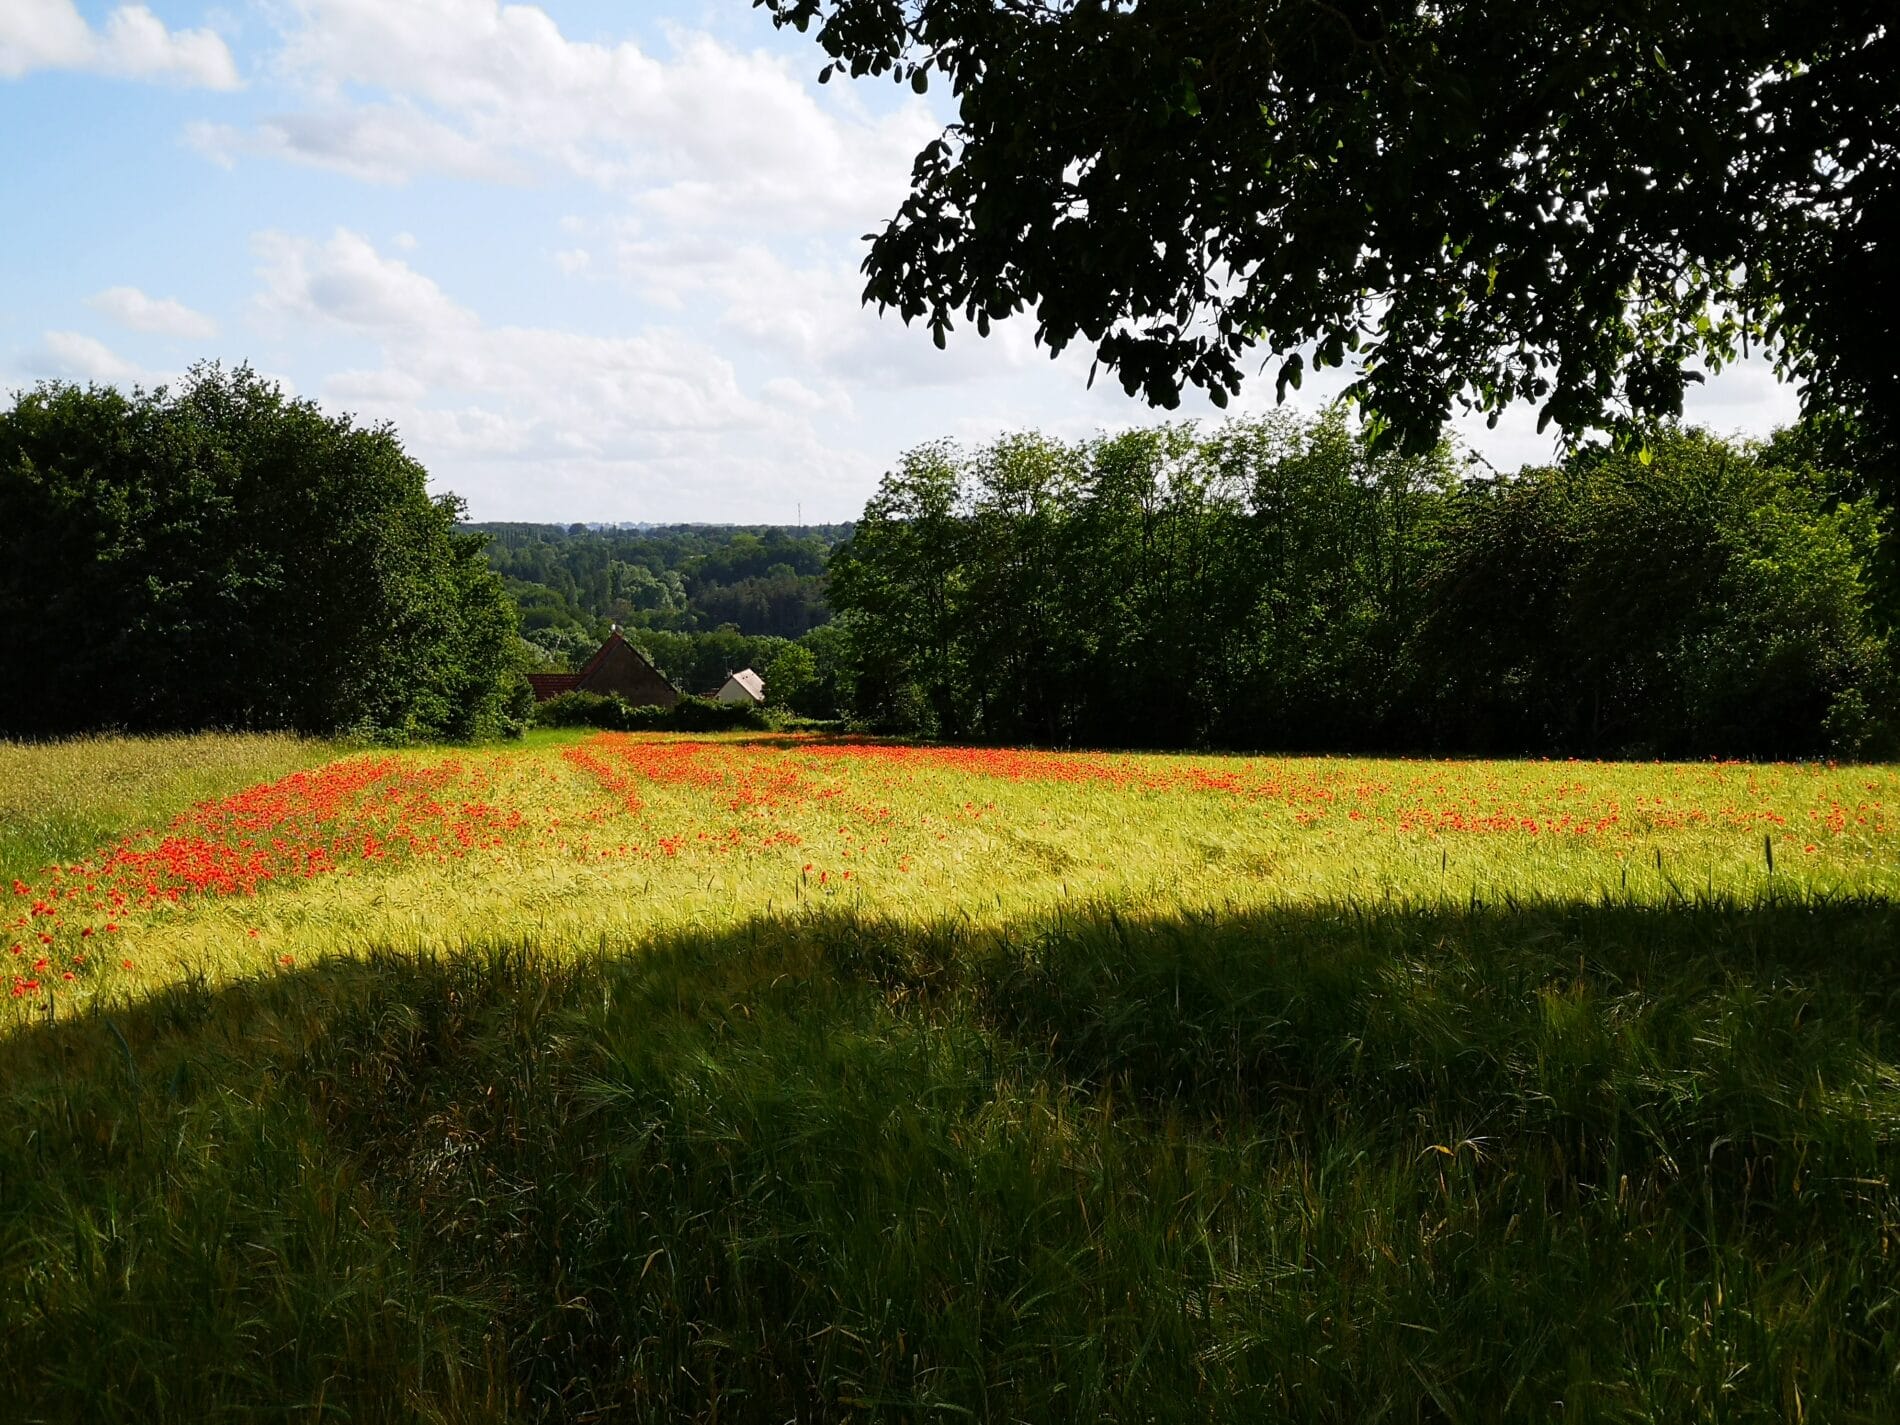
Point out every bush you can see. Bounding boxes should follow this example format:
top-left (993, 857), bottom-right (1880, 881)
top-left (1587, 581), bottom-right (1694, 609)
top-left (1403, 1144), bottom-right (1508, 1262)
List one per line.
top-left (530, 692), bottom-right (624, 729)
top-left (668, 696), bottom-right (772, 732)
top-left (531, 693), bottom-right (770, 733)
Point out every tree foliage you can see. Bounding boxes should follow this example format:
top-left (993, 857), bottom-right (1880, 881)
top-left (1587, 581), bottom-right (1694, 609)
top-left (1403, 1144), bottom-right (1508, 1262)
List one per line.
top-left (829, 413), bottom-right (1895, 758)
top-left (765, 642), bottom-right (820, 711)
top-left (1417, 434), bottom-right (1895, 756)
top-left (0, 366), bottom-right (524, 740)
top-left (759, 0), bottom-right (1896, 466)
top-left (477, 522), bottom-right (845, 643)
top-left (632, 628), bottom-right (794, 698)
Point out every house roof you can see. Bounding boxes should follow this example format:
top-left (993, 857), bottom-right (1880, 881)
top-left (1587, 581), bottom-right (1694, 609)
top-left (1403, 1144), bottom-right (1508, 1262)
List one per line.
top-left (526, 672), bottom-right (582, 700)
top-left (574, 634), bottom-right (617, 680)
top-left (527, 630), bottom-right (679, 702)
top-left (725, 668), bottom-right (765, 699)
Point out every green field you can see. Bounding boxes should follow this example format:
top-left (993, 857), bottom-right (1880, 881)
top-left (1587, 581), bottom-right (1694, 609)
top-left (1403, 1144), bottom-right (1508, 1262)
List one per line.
top-left (4, 733), bottom-right (1898, 1421)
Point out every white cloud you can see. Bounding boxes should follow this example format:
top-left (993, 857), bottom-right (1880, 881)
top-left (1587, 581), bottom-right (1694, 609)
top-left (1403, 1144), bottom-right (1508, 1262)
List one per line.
top-left (163, 0), bottom-right (1032, 497)
top-left (32, 330), bottom-right (161, 386)
top-left (1449, 402), bottom-right (1566, 474)
top-left (252, 228), bottom-right (875, 519)
top-left (612, 232), bottom-right (1040, 391)
top-left (86, 285), bottom-right (218, 340)
top-left (213, 0), bottom-right (932, 229)
top-left (1683, 357), bottom-right (1805, 433)
top-left (323, 366), bottom-right (428, 405)
top-left (99, 4), bottom-right (237, 86)
top-left (762, 374), bottom-right (854, 419)
top-left (255, 228), bottom-right (472, 334)
top-left (0, 1), bottom-right (239, 88)
top-left (18, 332), bottom-right (300, 400)
top-left (0, 0), bottom-right (89, 74)
top-left (1434, 358), bottom-right (1803, 472)
top-left (186, 104), bottom-right (522, 185)
top-left (254, 228), bottom-right (776, 447)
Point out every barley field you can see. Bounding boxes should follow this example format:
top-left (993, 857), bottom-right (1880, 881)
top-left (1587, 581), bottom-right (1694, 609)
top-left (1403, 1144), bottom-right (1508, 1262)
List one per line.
top-left (0, 731), bottom-right (345, 890)
top-left (4, 731), bottom-right (1899, 1421)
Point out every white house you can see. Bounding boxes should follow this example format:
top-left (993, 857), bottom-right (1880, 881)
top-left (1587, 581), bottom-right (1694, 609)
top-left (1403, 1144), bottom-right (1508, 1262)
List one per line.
top-left (713, 667), bottom-right (765, 705)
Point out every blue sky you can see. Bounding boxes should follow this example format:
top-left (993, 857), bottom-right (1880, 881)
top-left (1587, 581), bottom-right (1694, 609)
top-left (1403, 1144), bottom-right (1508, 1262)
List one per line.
top-left (2, 1), bottom-right (1805, 522)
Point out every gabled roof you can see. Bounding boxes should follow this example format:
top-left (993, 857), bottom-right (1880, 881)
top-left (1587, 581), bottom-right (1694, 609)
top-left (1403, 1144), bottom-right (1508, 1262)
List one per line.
top-left (526, 630), bottom-right (680, 703)
top-left (724, 668), bottom-right (765, 699)
top-left (583, 630), bottom-right (676, 684)
top-left (574, 634), bottom-right (618, 680)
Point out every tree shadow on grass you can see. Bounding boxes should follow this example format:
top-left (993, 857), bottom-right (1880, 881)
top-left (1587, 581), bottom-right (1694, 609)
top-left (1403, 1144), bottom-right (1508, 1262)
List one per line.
top-left (4, 895), bottom-right (1899, 1423)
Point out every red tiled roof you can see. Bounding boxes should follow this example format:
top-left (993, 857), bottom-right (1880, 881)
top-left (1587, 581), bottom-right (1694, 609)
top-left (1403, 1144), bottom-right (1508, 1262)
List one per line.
top-left (526, 672), bottom-right (583, 701)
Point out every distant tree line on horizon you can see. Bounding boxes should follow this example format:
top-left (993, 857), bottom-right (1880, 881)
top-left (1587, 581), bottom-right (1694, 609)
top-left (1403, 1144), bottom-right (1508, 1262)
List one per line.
top-left (476, 522), bottom-right (846, 653)
top-left (470, 520), bottom-right (852, 703)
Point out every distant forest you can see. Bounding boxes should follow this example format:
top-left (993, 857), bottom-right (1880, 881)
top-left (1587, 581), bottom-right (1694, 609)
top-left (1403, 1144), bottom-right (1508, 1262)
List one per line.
top-left (468, 522), bottom-right (853, 699)
top-left (469, 408), bottom-right (1898, 760)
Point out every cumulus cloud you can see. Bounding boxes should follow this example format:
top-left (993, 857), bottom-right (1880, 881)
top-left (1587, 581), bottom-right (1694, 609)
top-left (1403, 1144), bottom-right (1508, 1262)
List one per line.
top-left (762, 375), bottom-right (854, 419)
top-left (250, 228), bottom-right (878, 518)
top-left (0, 1), bottom-right (238, 87)
top-left (170, 0), bottom-right (1028, 462)
top-left (211, 0), bottom-right (932, 229)
top-left (323, 366), bottom-right (429, 406)
top-left (255, 228), bottom-right (473, 334)
top-left (31, 330), bottom-right (162, 386)
top-left (1683, 357), bottom-right (1805, 438)
top-left (86, 285), bottom-right (218, 340)
top-left (254, 227), bottom-right (789, 448)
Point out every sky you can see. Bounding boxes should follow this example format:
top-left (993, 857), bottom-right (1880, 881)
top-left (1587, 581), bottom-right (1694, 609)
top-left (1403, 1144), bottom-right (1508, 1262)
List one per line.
top-left (1, 0), bottom-right (1808, 523)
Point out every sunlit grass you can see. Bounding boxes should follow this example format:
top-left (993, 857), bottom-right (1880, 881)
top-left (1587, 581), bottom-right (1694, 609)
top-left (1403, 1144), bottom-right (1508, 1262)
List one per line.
top-left (4, 733), bottom-right (1894, 1014)
top-left (0, 731), bottom-right (344, 888)
top-left (4, 733), bottom-right (1898, 1420)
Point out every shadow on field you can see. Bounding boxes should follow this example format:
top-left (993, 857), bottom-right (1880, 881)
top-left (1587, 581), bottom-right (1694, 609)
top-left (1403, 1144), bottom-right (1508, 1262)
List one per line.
top-left (4, 896), bottom-right (1900, 1423)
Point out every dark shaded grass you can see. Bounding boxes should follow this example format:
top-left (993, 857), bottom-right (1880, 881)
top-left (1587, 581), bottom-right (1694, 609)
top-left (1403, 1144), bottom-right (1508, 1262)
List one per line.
top-left (3, 898), bottom-right (1899, 1422)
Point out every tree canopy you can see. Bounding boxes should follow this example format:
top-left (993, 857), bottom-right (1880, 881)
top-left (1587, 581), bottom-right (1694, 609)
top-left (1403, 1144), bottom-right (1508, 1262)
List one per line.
top-left (828, 413), bottom-right (1896, 758)
top-left (0, 365), bottom-right (524, 740)
top-left (475, 522), bottom-right (847, 644)
top-left (759, 1), bottom-right (1895, 465)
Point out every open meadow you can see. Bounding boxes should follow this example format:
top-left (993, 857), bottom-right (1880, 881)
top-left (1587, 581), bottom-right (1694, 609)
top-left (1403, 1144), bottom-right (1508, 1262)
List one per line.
top-left (5, 731), bottom-right (1900, 1421)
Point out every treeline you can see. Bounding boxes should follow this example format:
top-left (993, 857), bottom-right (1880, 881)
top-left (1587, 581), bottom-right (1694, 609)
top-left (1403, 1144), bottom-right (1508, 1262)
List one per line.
top-left (8, 368), bottom-right (1891, 761)
top-left (829, 413), bottom-right (1897, 759)
top-left (1, 367), bottom-right (523, 741)
top-left (475, 523), bottom-right (849, 657)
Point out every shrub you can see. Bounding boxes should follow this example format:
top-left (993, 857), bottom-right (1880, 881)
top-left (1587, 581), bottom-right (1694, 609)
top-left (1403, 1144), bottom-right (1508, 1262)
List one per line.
top-left (667, 696), bottom-right (771, 732)
top-left (531, 692), bottom-right (625, 729)
top-left (531, 693), bottom-right (770, 733)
